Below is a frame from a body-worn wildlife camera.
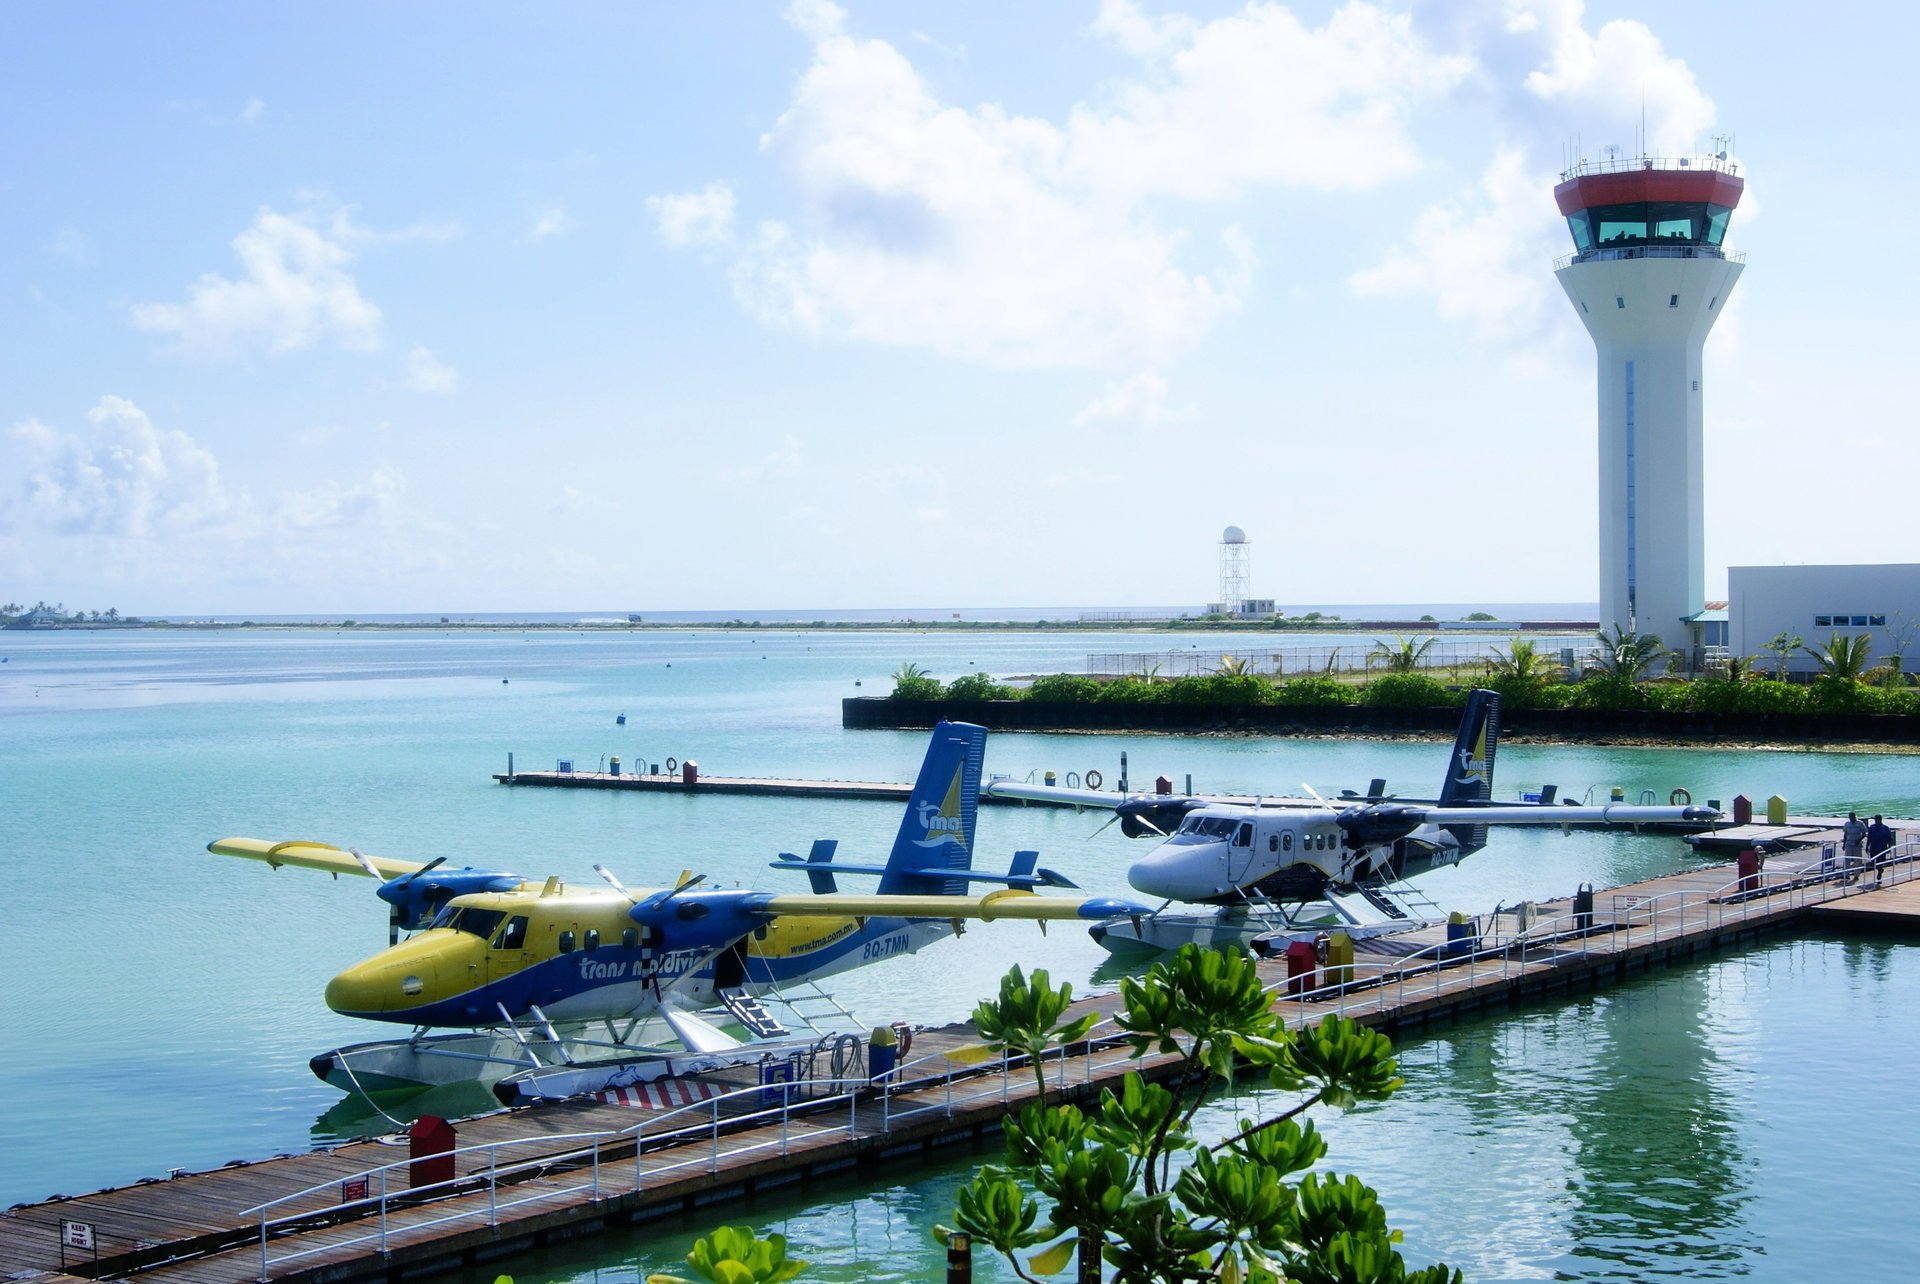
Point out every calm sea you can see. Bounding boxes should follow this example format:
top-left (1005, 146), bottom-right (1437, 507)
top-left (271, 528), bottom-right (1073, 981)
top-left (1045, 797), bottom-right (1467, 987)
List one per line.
top-left (2, 627), bottom-right (1911, 1279)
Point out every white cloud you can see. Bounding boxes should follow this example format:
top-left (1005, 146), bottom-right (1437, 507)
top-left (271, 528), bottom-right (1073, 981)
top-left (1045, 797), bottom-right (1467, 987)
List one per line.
top-left (240, 97), bottom-right (265, 125)
top-left (131, 207), bottom-right (383, 357)
top-left (1348, 147), bottom-right (1565, 346)
top-left (1074, 369), bottom-right (1193, 426)
top-left (654, 2), bottom-right (1465, 371)
top-left (279, 468), bottom-right (406, 531)
top-left (648, 183), bottom-right (737, 248)
top-left (8, 396), bottom-right (242, 537)
top-left (529, 205), bottom-right (575, 241)
top-left (403, 346), bottom-right (458, 393)
top-left (47, 226), bottom-right (97, 265)
top-left (1518, 1), bottom-right (1714, 155)
top-left (719, 433), bottom-right (805, 484)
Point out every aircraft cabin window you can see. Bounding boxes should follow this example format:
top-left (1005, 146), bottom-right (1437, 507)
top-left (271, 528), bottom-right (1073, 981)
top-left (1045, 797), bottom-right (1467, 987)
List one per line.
top-left (495, 916), bottom-right (529, 950)
top-left (557, 930), bottom-right (576, 953)
top-left (1283, 833), bottom-right (1293, 852)
top-left (584, 929), bottom-right (600, 951)
top-left (1234, 823), bottom-right (1253, 848)
top-left (621, 928), bottom-right (638, 949)
top-left (1269, 834), bottom-right (1279, 853)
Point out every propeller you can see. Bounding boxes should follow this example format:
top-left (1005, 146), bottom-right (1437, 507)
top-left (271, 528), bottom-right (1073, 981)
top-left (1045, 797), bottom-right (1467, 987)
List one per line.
top-left (352, 848), bottom-right (403, 946)
top-left (593, 862), bottom-right (635, 901)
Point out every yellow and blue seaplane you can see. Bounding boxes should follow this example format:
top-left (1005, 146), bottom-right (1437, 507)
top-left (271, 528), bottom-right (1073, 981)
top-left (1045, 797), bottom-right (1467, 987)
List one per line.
top-left (210, 722), bottom-right (1146, 1103)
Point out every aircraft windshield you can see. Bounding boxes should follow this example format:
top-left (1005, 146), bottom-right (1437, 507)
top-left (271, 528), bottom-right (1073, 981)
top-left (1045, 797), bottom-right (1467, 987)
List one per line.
top-left (1169, 816), bottom-right (1239, 844)
top-left (438, 907), bottom-right (506, 939)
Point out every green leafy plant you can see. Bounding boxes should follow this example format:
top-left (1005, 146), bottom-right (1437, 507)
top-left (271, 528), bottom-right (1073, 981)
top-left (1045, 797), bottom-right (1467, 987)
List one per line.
top-left (1804, 632), bottom-right (1873, 682)
top-left (1358, 672), bottom-right (1455, 709)
top-left (888, 661), bottom-right (943, 700)
top-left (945, 671), bottom-right (1016, 700)
top-left (1367, 635), bottom-right (1436, 674)
top-left (1027, 673), bottom-right (1101, 702)
top-left (1586, 625), bottom-right (1668, 684)
top-left (948, 946), bottom-right (1455, 1284)
top-left (1764, 630), bottom-right (1803, 683)
top-left (971, 965), bottom-right (1099, 1103)
top-left (649, 1226), bottom-right (807, 1284)
top-left (1273, 675), bottom-right (1359, 707)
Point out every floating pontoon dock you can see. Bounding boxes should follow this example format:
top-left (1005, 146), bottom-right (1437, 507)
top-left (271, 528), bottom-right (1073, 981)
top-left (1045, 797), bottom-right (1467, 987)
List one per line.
top-left (9, 844), bottom-right (1919, 1282)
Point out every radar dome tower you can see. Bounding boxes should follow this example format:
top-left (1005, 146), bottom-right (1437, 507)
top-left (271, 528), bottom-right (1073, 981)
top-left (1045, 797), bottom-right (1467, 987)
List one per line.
top-left (1554, 152), bottom-right (1744, 645)
top-left (1218, 526), bottom-right (1249, 617)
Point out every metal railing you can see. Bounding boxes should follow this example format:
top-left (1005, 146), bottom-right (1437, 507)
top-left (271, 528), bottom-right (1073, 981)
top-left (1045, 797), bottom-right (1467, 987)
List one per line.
top-left (241, 841), bottom-right (1920, 1278)
top-left (1554, 246), bottom-right (1746, 270)
top-left (1560, 155), bottom-right (1740, 179)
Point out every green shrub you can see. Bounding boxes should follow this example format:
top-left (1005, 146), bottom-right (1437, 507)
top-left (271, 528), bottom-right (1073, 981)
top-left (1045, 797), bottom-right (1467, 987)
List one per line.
top-left (1024, 673), bottom-right (1099, 702)
top-left (1566, 676), bottom-right (1648, 710)
top-left (1096, 676), bottom-right (1165, 704)
top-left (1357, 672), bottom-right (1456, 708)
top-left (1686, 677), bottom-right (1806, 715)
top-left (1272, 675), bottom-right (1358, 706)
top-left (944, 672), bottom-right (1016, 701)
top-left (1161, 673), bottom-right (1278, 705)
top-left (1807, 675), bottom-right (1870, 713)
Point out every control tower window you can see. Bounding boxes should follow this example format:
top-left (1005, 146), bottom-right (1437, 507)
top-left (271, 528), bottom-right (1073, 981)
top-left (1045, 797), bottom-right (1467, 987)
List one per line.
top-left (1705, 205), bottom-right (1732, 245)
top-left (1567, 216), bottom-right (1593, 252)
top-left (1649, 202), bottom-right (1698, 240)
top-left (1592, 205), bottom-right (1648, 244)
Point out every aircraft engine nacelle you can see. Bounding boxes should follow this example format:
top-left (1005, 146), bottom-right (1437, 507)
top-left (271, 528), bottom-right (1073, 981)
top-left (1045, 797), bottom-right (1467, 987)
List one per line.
top-left (629, 889), bottom-right (773, 953)
top-left (1334, 803), bottom-right (1430, 849)
top-left (377, 868), bottom-right (521, 930)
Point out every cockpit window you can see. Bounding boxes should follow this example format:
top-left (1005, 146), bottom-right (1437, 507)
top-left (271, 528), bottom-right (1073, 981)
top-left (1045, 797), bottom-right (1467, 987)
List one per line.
top-left (494, 916), bottom-right (529, 950)
top-left (1233, 823), bottom-right (1253, 848)
top-left (441, 908), bottom-right (506, 940)
top-left (1171, 816), bottom-right (1239, 843)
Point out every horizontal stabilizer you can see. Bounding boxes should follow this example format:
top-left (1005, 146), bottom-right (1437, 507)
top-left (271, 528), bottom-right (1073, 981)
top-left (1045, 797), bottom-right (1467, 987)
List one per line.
top-left (658, 1006), bottom-right (747, 1055)
top-left (769, 853), bottom-right (1076, 889)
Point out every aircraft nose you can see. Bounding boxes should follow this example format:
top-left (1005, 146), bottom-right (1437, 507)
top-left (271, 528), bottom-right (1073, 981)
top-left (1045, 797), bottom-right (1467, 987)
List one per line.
top-left (325, 957), bottom-right (429, 1016)
top-left (1128, 842), bottom-right (1226, 902)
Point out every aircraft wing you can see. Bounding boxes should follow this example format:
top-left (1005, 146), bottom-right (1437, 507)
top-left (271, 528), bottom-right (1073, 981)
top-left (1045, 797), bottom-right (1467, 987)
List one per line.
top-left (1402, 804), bottom-right (1720, 826)
top-left (757, 889), bottom-right (1147, 922)
top-left (207, 837), bottom-right (428, 880)
top-left (982, 780), bottom-right (1128, 810)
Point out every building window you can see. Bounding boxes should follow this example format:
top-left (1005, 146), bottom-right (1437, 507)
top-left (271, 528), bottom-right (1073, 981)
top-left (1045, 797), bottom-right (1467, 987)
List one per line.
top-left (1669, 294), bottom-right (1679, 308)
top-left (1853, 615), bottom-right (1868, 626)
top-left (1615, 296), bottom-right (1626, 309)
top-left (1708, 296), bottom-right (1718, 309)
top-left (1580, 300), bottom-right (1589, 313)
top-left (1872, 615), bottom-right (1887, 626)
top-left (1816, 616), bottom-right (1831, 627)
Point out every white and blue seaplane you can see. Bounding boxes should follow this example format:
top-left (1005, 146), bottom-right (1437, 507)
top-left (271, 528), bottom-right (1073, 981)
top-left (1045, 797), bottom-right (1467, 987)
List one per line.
top-left (985, 690), bottom-right (1722, 956)
top-left (210, 721), bottom-right (1145, 1104)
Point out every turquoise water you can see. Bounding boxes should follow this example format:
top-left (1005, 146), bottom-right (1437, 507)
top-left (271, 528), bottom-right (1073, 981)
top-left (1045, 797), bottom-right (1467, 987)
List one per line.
top-left (2, 629), bottom-right (1913, 1278)
top-left (511, 933), bottom-right (1919, 1283)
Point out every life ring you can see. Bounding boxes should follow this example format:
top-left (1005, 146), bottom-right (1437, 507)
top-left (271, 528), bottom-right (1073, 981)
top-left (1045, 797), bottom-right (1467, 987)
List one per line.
top-left (1065, 771), bottom-right (1081, 789)
top-left (1085, 769), bottom-right (1104, 790)
top-left (1670, 787), bottom-right (1691, 806)
top-left (891, 1022), bottom-right (913, 1062)
top-left (665, 756), bottom-right (678, 774)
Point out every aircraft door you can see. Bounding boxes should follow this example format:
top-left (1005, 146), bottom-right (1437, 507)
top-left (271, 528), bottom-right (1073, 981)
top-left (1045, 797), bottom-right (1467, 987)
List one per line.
top-left (486, 914), bottom-right (533, 995)
top-left (1228, 821), bottom-right (1257, 886)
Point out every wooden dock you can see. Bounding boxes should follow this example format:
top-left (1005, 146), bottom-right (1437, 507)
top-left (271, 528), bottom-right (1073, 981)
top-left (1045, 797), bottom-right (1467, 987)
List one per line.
top-left (9, 847), bottom-right (1920, 1283)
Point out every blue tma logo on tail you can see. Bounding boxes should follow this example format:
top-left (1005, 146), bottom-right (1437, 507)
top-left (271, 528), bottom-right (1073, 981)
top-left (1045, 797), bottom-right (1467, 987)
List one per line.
top-left (914, 765), bottom-right (970, 849)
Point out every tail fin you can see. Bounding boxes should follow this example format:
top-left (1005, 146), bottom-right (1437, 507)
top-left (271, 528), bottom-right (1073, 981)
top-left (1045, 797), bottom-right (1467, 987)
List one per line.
top-left (1436, 689), bottom-right (1500, 853)
top-left (877, 721), bottom-right (986, 897)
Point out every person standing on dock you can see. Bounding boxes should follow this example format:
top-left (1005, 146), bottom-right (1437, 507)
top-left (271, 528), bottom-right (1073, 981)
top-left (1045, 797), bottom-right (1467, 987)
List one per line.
top-left (1842, 812), bottom-right (1868, 883)
top-left (1867, 815), bottom-right (1895, 885)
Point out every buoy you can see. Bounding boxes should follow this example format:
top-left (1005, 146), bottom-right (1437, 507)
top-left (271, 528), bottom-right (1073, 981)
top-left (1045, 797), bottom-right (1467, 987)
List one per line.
top-left (1085, 769), bottom-right (1104, 790)
top-left (616, 714), bottom-right (627, 725)
top-left (502, 679), bottom-right (509, 684)
top-left (1670, 787), bottom-right (1691, 805)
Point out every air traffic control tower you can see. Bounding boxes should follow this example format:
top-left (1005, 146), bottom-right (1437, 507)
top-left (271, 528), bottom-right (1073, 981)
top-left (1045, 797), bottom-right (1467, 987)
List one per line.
top-left (1555, 155), bottom-right (1744, 647)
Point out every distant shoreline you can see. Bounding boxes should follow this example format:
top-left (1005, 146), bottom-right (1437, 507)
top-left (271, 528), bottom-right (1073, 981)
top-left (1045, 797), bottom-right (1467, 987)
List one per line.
top-left (7, 616), bottom-right (1601, 635)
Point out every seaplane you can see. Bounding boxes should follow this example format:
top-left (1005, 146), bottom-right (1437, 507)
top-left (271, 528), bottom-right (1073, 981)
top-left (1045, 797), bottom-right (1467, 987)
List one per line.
top-left (209, 721), bottom-right (1146, 1103)
top-left (984, 689), bottom-right (1722, 955)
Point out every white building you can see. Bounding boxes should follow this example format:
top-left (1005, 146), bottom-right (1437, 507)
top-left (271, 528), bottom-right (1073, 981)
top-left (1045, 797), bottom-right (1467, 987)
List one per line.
top-left (1729, 564), bottom-right (1920, 675)
top-left (1555, 155), bottom-right (1745, 655)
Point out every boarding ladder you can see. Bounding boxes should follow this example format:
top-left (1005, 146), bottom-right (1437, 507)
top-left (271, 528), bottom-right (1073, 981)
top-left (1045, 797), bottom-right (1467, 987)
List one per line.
top-left (716, 988), bottom-right (790, 1038)
top-left (1354, 879), bottom-right (1446, 923)
top-left (1227, 887), bottom-right (1308, 931)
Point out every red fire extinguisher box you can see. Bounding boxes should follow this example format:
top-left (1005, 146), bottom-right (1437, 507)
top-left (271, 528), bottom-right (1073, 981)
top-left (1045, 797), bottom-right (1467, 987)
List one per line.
top-left (408, 1116), bottom-right (457, 1190)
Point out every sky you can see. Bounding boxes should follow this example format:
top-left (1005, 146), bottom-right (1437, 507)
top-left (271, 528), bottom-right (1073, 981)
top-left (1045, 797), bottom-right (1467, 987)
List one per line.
top-left (2, 1), bottom-right (1914, 615)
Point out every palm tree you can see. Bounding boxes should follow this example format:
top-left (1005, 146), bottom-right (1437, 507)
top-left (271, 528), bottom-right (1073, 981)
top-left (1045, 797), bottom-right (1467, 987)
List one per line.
top-left (1586, 625), bottom-right (1668, 683)
top-left (1368, 635), bottom-right (1436, 673)
top-left (1486, 637), bottom-right (1560, 685)
top-left (1714, 653), bottom-right (1762, 684)
top-left (1804, 633), bottom-right (1873, 682)
top-left (1215, 655), bottom-right (1253, 677)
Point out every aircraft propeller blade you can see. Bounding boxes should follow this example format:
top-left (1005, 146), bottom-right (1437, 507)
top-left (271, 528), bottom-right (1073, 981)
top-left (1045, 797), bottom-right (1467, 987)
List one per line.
top-left (347, 847), bottom-right (382, 880)
top-left (593, 862), bottom-right (636, 901)
top-left (353, 847), bottom-right (404, 944)
top-left (1086, 814), bottom-right (1122, 840)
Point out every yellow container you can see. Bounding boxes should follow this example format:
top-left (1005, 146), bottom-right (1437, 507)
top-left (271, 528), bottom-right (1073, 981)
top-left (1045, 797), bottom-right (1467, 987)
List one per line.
top-left (1326, 931), bottom-right (1354, 984)
top-left (1766, 794), bottom-right (1788, 824)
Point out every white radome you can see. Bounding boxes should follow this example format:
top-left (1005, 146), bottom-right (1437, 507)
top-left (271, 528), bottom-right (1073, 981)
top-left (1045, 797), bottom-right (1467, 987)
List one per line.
top-left (1222, 525), bottom-right (1247, 544)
